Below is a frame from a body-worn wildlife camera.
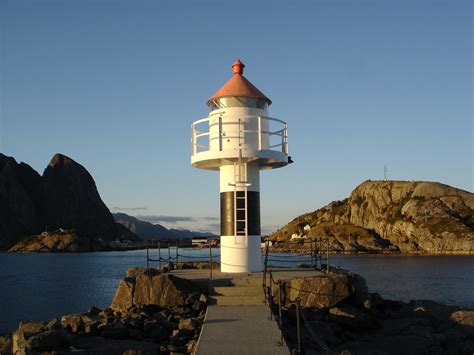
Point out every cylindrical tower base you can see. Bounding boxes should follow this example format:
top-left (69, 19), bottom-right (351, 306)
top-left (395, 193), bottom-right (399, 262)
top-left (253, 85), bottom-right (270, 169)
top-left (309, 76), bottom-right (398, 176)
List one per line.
top-left (219, 163), bottom-right (262, 273)
top-left (220, 235), bottom-right (262, 272)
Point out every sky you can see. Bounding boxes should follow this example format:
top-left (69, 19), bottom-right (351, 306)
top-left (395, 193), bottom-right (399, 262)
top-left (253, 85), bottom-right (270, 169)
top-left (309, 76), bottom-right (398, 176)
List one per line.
top-left (1, 0), bottom-right (472, 234)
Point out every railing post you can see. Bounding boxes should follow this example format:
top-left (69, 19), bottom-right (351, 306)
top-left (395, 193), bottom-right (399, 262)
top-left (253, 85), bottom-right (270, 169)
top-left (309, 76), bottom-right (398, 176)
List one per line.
top-left (258, 116), bottom-right (262, 150)
top-left (319, 238), bottom-right (322, 269)
top-left (269, 271), bottom-right (273, 320)
top-left (146, 240), bottom-right (149, 271)
top-left (209, 240), bottom-right (213, 280)
top-left (168, 242), bottom-right (171, 268)
top-left (296, 300), bottom-right (301, 354)
top-left (327, 238), bottom-right (330, 273)
top-left (176, 239), bottom-right (179, 267)
top-left (278, 281), bottom-right (283, 345)
top-left (219, 116), bottom-right (223, 151)
top-left (191, 125), bottom-right (196, 156)
top-left (158, 241), bottom-right (161, 270)
top-left (263, 239), bottom-right (270, 302)
top-left (284, 123), bottom-right (288, 154)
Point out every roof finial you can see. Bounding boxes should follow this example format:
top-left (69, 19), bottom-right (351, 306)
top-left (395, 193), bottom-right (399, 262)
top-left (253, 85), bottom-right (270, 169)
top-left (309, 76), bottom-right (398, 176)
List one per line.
top-left (232, 59), bottom-right (245, 75)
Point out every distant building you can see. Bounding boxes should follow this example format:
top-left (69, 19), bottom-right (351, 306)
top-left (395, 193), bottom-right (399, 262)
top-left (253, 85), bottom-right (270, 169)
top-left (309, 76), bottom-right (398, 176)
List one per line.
top-left (290, 233), bottom-right (306, 241)
top-left (191, 236), bottom-right (219, 248)
top-left (192, 237), bottom-right (208, 247)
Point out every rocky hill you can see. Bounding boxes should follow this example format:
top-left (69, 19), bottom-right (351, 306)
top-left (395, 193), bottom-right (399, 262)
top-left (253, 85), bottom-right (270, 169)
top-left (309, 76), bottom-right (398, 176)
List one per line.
top-left (1, 153), bottom-right (137, 251)
top-left (113, 213), bottom-right (216, 240)
top-left (270, 180), bottom-right (474, 254)
top-left (113, 213), bottom-right (170, 239)
top-left (0, 154), bottom-right (43, 248)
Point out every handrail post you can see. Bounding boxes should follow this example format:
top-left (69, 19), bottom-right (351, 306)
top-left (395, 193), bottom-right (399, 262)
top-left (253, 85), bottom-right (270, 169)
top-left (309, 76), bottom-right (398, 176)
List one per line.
top-left (258, 116), bottom-right (262, 150)
top-left (319, 238), bottom-right (322, 269)
top-left (269, 271), bottom-right (273, 320)
top-left (263, 239), bottom-right (269, 302)
top-left (296, 300), bottom-right (301, 354)
top-left (176, 239), bottom-right (179, 267)
top-left (158, 241), bottom-right (161, 270)
top-left (168, 242), bottom-right (171, 268)
top-left (327, 238), bottom-right (330, 273)
top-left (209, 240), bottom-right (213, 280)
top-left (191, 124), bottom-right (196, 156)
top-left (219, 116), bottom-right (223, 151)
top-left (146, 240), bottom-right (149, 271)
top-left (278, 281), bottom-right (283, 345)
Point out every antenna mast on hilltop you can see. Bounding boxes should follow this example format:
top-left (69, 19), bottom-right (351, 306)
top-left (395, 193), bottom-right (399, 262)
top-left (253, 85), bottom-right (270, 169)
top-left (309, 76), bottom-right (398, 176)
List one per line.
top-left (384, 165), bottom-right (388, 181)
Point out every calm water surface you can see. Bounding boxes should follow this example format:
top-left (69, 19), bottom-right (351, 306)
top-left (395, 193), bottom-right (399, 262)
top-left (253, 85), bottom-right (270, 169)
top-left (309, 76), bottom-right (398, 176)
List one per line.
top-left (0, 250), bottom-right (473, 333)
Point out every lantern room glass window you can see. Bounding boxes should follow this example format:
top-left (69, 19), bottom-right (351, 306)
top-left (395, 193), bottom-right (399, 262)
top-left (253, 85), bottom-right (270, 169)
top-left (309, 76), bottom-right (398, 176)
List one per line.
top-left (208, 97), bottom-right (268, 111)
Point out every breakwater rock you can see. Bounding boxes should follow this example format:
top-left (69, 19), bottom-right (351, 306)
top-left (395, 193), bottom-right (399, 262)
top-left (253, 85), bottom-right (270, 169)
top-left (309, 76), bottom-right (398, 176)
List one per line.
top-left (271, 269), bottom-right (474, 354)
top-left (111, 268), bottom-right (203, 313)
top-left (272, 269), bottom-right (370, 309)
top-left (1, 269), bottom-right (206, 354)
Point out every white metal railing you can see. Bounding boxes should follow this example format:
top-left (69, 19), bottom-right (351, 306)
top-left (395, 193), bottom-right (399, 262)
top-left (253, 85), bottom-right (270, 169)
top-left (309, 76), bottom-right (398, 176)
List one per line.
top-left (191, 116), bottom-right (288, 156)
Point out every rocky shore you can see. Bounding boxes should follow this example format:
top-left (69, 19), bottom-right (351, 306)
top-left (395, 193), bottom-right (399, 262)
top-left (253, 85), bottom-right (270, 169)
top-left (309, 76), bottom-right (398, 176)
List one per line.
top-left (1, 263), bottom-right (473, 354)
top-left (7, 230), bottom-right (160, 253)
top-left (270, 267), bottom-right (474, 354)
top-left (0, 266), bottom-right (208, 354)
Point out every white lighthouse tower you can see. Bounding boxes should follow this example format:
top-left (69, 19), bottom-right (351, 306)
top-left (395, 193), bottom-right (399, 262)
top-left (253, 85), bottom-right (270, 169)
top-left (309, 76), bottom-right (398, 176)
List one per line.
top-left (191, 60), bottom-right (290, 273)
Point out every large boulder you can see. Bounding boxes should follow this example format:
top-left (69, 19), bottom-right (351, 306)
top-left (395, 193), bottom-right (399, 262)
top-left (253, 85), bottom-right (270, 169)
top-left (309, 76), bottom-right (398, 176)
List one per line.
top-left (12, 320), bottom-right (70, 354)
top-left (0, 335), bottom-right (12, 354)
top-left (447, 309), bottom-right (474, 337)
top-left (111, 268), bottom-right (201, 313)
top-left (272, 270), bottom-right (370, 308)
top-left (329, 304), bottom-right (380, 329)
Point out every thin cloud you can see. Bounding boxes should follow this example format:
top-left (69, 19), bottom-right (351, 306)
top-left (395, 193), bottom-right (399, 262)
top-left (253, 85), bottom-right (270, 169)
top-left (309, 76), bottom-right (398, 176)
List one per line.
top-left (112, 206), bottom-right (148, 212)
top-left (261, 224), bottom-right (281, 235)
top-left (202, 216), bottom-right (219, 221)
top-left (137, 215), bottom-right (196, 224)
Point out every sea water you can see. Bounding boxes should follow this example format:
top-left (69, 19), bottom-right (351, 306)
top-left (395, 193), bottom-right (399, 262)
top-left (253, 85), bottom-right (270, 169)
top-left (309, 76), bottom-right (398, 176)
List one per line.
top-left (0, 250), bottom-right (473, 333)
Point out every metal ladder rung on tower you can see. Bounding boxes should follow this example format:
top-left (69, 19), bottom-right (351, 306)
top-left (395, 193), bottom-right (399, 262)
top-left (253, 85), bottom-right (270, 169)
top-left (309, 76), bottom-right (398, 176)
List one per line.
top-left (232, 156), bottom-right (249, 244)
top-left (228, 121), bottom-right (250, 244)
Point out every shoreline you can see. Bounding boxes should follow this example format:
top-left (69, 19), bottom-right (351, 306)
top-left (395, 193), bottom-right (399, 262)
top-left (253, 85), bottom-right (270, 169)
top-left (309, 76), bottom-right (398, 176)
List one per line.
top-left (3, 248), bottom-right (474, 256)
top-left (267, 248), bottom-right (474, 256)
top-left (1, 264), bottom-right (473, 354)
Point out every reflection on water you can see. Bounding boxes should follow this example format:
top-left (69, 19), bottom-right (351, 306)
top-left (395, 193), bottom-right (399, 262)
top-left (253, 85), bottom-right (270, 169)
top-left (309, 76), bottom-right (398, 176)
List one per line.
top-left (0, 250), bottom-right (473, 333)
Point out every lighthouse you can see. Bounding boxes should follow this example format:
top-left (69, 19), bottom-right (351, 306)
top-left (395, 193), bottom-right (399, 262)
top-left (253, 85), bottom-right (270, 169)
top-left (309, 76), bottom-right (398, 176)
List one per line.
top-left (191, 60), bottom-right (289, 273)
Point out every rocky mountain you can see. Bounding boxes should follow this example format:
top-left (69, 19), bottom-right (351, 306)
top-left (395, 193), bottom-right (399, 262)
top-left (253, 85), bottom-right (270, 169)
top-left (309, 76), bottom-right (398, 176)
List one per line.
top-left (169, 228), bottom-right (216, 239)
top-left (113, 213), bottom-right (170, 239)
top-left (41, 154), bottom-right (121, 240)
top-left (113, 213), bottom-right (216, 240)
top-left (270, 180), bottom-right (474, 254)
top-left (0, 154), bottom-right (43, 248)
top-left (0, 153), bottom-right (137, 251)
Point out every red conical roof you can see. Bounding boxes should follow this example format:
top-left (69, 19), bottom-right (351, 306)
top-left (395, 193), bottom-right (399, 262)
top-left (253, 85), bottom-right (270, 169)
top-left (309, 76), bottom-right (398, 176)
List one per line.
top-left (207, 60), bottom-right (272, 106)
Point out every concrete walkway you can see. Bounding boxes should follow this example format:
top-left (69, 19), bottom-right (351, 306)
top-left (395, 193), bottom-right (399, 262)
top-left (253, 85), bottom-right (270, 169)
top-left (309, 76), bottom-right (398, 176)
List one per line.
top-left (168, 268), bottom-right (323, 354)
top-left (195, 305), bottom-right (288, 355)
